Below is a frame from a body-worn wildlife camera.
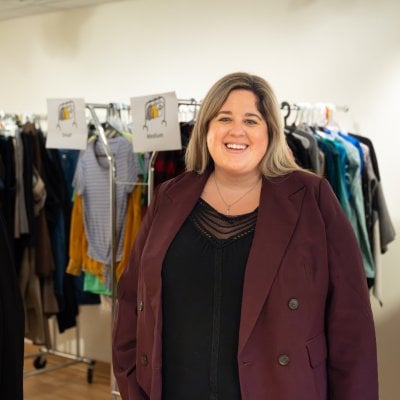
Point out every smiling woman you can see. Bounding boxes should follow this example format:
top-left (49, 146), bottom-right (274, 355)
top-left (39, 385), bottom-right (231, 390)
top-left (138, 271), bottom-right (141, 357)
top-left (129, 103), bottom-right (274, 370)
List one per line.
top-left (208, 90), bottom-right (268, 173)
top-left (185, 72), bottom-right (300, 179)
top-left (112, 72), bottom-right (379, 400)
top-left (203, 89), bottom-right (269, 214)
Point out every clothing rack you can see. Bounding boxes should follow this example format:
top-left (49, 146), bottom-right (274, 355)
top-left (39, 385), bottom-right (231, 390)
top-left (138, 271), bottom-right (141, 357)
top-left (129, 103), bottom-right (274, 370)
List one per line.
top-left (86, 99), bottom-right (199, 399)
top-left (21, 102), bottom-right (134, 384)
top-left (280, 101), bottom-right (349, 127)
top-left (23, 324), bottom-right (95, 382)
top-left (20, 113), bottom-right (95, 383)
top-left (86, 103), bottom-right (152, 400)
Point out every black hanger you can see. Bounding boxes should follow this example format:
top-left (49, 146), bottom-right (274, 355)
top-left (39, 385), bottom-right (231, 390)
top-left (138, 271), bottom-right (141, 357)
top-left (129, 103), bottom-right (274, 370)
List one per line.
top-left (281, 101), bottom-right (292, 129)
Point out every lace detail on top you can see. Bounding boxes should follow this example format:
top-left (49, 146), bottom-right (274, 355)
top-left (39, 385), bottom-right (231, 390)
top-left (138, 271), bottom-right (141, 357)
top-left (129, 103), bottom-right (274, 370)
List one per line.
top-left (189, 198), bottom-right (258, 245)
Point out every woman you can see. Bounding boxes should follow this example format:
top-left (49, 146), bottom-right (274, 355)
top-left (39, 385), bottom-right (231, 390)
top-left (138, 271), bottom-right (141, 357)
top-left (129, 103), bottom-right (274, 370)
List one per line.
top-left (112, 72), bottom-right (378, 400)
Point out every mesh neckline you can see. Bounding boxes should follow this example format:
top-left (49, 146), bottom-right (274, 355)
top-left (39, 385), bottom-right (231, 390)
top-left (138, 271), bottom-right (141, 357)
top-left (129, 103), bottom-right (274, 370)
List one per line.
top-left (189, 198), bottom-right (258, 246)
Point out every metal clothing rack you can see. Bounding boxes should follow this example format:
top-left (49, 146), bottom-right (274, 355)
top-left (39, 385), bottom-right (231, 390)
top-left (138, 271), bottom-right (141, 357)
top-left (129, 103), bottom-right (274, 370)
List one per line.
top-left (280, 101), bottom-right (349, 127)
top-left (23, 102), bottom-right (134, 385)
top-left (86, 99), bottom-right (200, 399)
top-left (86, 102), bottom-right (151, 399)
top-left (23, 321), bottom-right (96, 382)
top-left (20, 100), bottom-right (170, 393)
top-left (23, 110), bottom-right (96, 383)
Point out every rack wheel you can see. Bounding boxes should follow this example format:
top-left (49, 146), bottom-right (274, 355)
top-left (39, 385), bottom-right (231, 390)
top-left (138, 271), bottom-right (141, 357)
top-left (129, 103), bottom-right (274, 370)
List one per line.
top-left (33, 355), bottom-right (47, 369)
top-left (87, 360), bottom-right (96, 383)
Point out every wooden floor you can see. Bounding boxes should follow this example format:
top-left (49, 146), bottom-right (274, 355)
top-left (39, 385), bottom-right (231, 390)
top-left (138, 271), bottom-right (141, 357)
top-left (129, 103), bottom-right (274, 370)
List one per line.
top-left (24, 344), bottom-right (114, 399)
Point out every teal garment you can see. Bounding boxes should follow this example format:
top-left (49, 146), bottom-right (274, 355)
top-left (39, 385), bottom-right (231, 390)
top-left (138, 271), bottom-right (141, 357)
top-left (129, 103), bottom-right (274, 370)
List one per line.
top-left (335, 135), bottom-right (375, 278)
top-left (83, 271), bottom-right (112, 296)
top-left (317, 136), bottom-right (351, 214)
top-left (339, 132), bottom-right (364, 172)
top-left (315, 138), bottom-right (338, 191)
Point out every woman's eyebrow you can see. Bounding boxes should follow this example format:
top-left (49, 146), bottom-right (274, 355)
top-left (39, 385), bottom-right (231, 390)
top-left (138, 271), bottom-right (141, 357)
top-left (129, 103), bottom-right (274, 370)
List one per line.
top-left (245, 112), bottom-right (262, 121)
top-left (216, 111), bottom-right (262, 121)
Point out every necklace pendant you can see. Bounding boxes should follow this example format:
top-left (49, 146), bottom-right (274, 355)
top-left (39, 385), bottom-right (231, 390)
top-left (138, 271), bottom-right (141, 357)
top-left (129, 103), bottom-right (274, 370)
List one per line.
top-left (226, 207), bottom-right (230, 214)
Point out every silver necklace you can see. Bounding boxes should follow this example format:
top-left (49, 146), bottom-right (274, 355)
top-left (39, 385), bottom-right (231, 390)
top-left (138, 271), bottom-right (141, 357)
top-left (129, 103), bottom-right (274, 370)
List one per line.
top-left (213, 173), bottom-right (261, 215)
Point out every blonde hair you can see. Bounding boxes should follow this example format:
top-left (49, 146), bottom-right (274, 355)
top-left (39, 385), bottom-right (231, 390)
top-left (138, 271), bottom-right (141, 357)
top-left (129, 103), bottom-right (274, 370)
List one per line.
top-left (185, 72), bottom-right (302, 177)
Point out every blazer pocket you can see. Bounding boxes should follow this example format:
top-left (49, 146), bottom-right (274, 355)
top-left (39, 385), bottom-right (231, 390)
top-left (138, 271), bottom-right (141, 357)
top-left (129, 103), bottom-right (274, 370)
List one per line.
top-left (306, 334), bottom-right (327, 369)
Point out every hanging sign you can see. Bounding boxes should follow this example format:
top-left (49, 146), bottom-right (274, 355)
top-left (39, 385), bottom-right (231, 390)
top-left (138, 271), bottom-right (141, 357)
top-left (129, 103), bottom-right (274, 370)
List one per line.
top-left (46, 98), bottom-right (87, 150)
top-left (130, 91), bottom-right (181, 153)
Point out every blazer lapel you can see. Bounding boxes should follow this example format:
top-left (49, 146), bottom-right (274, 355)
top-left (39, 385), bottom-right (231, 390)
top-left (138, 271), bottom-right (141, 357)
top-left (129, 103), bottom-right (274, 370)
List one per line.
top-left (238, 174), bottom-right (306, 354)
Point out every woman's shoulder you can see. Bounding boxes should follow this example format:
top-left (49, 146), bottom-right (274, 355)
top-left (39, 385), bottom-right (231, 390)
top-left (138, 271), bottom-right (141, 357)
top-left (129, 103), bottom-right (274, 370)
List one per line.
top-left (288, 170), bottom-right (339, 208)
top-left (267, 170), bottom-right (324, 190)
top-left (155, 170), bottom-right (207, 196)
top-left (290, 170), bottom-right (324, 187)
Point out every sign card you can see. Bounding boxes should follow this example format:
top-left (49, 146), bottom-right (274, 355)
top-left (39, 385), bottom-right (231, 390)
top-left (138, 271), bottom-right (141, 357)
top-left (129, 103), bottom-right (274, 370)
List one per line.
top-left (46, 98), bottom-right (87, 150)
top-left (130, 92), bottom-right (182, 153)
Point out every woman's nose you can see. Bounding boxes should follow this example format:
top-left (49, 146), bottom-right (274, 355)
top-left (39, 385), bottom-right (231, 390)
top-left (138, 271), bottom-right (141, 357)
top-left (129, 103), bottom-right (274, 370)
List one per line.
top-left (229, 120), bottom-right (245, 135)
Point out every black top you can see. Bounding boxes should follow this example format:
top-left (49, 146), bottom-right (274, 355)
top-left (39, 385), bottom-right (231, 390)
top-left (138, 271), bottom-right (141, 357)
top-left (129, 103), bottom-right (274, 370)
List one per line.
top-left (162, 199), bottom-right (257, 400)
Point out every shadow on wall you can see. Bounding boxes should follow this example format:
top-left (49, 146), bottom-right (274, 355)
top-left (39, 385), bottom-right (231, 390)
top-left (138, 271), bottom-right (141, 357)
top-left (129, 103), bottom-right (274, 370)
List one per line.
top-left (373, 217), bottom-right (400, 400)
top-left (39, 8), bottom-right (94, 58)
top-left (288, 0), bottom-right (373, 7)
top-left (375, 307), bottom-right (400, 400)
top-left (286, 0), bottom-right (387, 15)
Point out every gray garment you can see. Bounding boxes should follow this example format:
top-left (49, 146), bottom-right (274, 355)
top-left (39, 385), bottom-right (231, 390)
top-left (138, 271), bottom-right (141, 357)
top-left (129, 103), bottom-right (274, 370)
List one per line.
top-left (361, 142), bottom-right (395, 254)
top-left (361, 142), bottom-right (395, 303)
top-left (375, 181), bottom-right (396, 253)
top-left (295, 124), bottom-right (322, 175)
top-left (318, 149), bottom-right (326, 177)
top-left (19, 246), bottom-right (58, 345)
top-left (19, 247), bottom-right (45, 345)
top-left (14, 131), bottom-right (29, 237)
top-left (73, 136), bottom-right (140, 265)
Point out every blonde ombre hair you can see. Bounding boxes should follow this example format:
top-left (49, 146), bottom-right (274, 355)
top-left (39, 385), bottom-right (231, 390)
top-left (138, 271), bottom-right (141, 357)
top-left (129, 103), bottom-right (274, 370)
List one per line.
top-left (185, 72), bottom-right (302, 177)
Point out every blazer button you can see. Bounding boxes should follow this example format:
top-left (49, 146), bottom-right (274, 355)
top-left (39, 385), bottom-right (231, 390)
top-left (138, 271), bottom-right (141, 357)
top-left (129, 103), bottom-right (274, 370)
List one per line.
top-left (140, 355), bottom-right (148, 366)
top-left (288, 298), bottom-right (299, 310)
top-left (278, 354), bottom-right (290, 366)
top-left (138, 300), bottom-right (144, 312)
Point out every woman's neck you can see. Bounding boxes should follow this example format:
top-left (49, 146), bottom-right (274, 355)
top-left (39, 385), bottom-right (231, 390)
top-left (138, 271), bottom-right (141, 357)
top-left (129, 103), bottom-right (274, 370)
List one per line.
top-left (212, 168), bottom-right (262, 189)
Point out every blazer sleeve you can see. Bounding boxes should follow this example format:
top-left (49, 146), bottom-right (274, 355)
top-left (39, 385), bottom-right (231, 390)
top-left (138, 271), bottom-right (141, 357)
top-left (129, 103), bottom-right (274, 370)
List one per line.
top-left (112, 185), bottom-right (161, 400)
top-left (319, 178), bottom-right (379, 400)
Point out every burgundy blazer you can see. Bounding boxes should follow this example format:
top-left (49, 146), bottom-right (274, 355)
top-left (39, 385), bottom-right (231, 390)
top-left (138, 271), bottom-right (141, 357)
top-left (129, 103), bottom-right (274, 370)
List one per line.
top-left (112, 170), bottom-right (378, 400)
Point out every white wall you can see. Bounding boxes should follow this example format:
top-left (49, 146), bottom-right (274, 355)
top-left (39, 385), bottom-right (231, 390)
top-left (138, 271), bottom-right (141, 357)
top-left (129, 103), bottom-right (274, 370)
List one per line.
top-left (2, 0), bottom-right (399, 397)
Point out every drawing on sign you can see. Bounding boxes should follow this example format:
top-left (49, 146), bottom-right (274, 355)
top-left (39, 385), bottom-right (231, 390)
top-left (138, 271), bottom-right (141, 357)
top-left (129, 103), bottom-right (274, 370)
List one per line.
top-left (143, 96), bottom-right (167, 131)
top-left (57, 100), bottom-right (78, 129)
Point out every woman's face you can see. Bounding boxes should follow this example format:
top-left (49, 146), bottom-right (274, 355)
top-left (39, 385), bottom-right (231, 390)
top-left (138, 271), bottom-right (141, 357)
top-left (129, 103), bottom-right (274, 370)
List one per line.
top-left (207, 89), bottom-right (268, 177)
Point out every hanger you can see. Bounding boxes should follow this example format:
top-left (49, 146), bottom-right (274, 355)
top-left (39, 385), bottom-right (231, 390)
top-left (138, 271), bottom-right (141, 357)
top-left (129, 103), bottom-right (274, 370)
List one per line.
top-left (280, 101), bottom-right (292, 129)
top-left (0, 112), bottom-right (19, 136)
top-left (189, 98), bottom-right (198, 125)
top-left (104, 103), bottom-right (131, 138)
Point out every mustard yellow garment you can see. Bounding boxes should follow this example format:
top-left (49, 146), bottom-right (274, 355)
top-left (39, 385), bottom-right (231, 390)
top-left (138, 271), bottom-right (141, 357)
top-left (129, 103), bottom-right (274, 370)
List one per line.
top-left (66, 194), bottom-right (104, 280)
top-left (67, 184), bottom-right (142, 282)
top-left (116, 182), bottom-right (142, 280)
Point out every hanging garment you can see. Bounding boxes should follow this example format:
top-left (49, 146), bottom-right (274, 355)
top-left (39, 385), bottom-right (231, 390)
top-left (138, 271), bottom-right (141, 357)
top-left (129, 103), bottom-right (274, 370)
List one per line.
top-left (349, 133), bottom-right (395, 254)
top-left (153, 122), bottom-right (193, 188)
top-left (0, 212), bottom-right (24, 400)
top-left (0, 136), bottom-right (17, 242)
top-left (73, 136), bottom-right (140, 269)
top-left (293, 124), bottom-right (322, 175)
top-left (285, 124), bottom-right (395, 284)
top-left (334, 133), bottom-right (375, 278)
top-left (67, 184), bottom-right (143, 288)
top-left (67, 194), bottom-right (105, 281)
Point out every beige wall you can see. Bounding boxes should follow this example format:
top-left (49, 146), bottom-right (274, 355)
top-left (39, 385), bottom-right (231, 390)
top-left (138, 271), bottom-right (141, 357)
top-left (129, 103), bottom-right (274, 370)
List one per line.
top-left (2, 0), bottom-right (399, 398)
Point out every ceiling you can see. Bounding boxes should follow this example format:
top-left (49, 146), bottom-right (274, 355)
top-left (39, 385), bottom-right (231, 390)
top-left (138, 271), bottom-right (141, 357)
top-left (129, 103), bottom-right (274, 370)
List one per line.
top-left (0, 0), bottom-right (126, 21)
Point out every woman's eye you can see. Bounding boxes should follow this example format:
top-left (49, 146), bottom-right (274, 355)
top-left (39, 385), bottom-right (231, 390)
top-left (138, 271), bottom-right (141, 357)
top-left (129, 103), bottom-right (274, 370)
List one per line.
top-left (218, 117), bottom-right (231, 122)
top-left (245, 119), bottom-right (258, 125)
